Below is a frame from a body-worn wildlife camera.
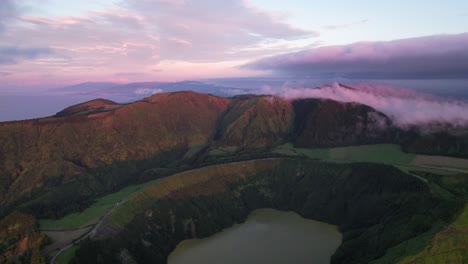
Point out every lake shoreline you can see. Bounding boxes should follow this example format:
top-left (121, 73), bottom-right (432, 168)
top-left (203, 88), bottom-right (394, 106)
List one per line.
top-left (169, 208), bottom-right (342, 264)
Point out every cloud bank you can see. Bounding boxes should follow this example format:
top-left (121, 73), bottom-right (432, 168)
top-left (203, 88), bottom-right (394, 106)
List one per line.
top-left (0, 46), bottom-right (53, 64)
top-left (0, 0), bottom-right (16, 32)
top-left (271, 83), bottom-right (468, 127)
top-left (0, 0), bottom-right (317, 87)
top-left (245, 33), bottom-right (468, 79)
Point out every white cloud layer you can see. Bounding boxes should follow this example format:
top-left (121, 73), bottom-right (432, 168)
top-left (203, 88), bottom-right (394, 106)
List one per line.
top-left (274, 83), bottom-right (468, 127)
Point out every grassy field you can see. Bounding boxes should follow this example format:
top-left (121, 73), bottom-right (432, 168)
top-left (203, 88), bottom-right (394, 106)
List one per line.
top-left (411, 155), bottom-right (468, 170)
top-left (276, 143), bottom-right (415, 164)
top-left (275, 143), bottom-right (468, 174)
top-left (327, 144), bottom-right (416, 164)
top-left (39, 179), bottom-right (158, 230)
top-left (394, 165), bottom-right (459, 175)
top-left (108, 159), bottom-right (282, 226)
top-left (42, 143), bottom-right (467, 231)
top-left (55, 245), bottom-right (78, 264)
top-left (42, 227), bottom-right (91, 255)
top-left (370, 224), bottom-right (444, 264)
top-left (398, 204), bottom-right (468, 263)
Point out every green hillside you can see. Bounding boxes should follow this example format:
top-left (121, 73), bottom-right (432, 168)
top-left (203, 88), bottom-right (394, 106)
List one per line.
top-left (1, 91), bottom-right (468, 263)
top-left (70, 159), bottom-right (462, 264)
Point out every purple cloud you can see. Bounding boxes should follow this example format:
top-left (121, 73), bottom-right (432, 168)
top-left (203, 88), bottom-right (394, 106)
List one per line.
top-left (123, 0), bottom-right (318, 61)
top-left (0, 0), bottom-right (316, 85)
top-left (244, 33), bottom-right (468, 79)
top-left (0, 46), bottom-right (53, 64)
top-left (269, 83), bottom-right (468, 127)
top-left (0, 0), bottom-right (16, 32)
top-left (0, 72), bottom-right (11, 77)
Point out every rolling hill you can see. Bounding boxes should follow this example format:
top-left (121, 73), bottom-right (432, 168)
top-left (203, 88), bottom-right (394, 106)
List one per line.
top-left (1, 87), bottom-right (468, 263)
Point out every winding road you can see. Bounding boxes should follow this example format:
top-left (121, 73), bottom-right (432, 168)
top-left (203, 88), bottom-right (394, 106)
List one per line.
top-left (50, 198), bottom-right (129, 264)
top-left (48, 156), bottom-right (467, 263)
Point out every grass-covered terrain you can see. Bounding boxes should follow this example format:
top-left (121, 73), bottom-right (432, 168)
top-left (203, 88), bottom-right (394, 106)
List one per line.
top-left (2, 91), bottom-right (468, 263)
top-left (0, 91), bottom-right (231, 215)
top-left (275, 143), bottom-right (468, 174)
top-left (107, 159), bottom-right (282, 226)
top-left (370, 224), bottom-right (445, 264)
top-left (399, 205), bottom-right (468, 263)
top-left (39, 179), bottom-right (158, 230)
top-left (275, 143), bottom-right (415, 163)
top-left (371, 168), bottom-right (468, 264)
top-left (35, 143), bottom-right (468, 263)
top-left (394, 165), bottom-right (459, 176)
top-left (327, 144), bottom-right (415, 164)
top-left (70, 158), bottom-right (462, 264)
top-left (55, 246), bottom-right (78, 264)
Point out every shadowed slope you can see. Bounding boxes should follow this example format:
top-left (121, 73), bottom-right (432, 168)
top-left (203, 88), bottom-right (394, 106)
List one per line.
top-left (293, 99), bottom-right (392, 147)
top-left (216, 95), bottom-right (294, 147)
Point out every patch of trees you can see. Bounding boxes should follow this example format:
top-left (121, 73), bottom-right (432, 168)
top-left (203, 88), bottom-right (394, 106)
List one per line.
top-left (0, 212), bottom-right (48, 264)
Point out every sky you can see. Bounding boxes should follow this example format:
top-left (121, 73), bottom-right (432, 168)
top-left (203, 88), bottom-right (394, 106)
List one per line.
top-left (1, 0), bottom-right (468, 89)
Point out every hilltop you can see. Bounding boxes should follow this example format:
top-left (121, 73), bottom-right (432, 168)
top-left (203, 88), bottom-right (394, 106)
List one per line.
top-left (55, 99), bottom-right (122, 117)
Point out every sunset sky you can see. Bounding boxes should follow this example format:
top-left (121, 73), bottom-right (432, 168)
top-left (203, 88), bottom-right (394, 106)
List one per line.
top-left (1, 0), bottom-right (468, 89)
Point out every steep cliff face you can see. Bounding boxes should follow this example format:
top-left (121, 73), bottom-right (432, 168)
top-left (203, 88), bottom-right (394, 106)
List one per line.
top-left (72, 159), bottom-right (457, 264)
top-left (216, 95), bottom-right (294, 147)
top-left (293, 99), bottom-right (393, 147)
top-left (0, 91), bottom-right (230, 207)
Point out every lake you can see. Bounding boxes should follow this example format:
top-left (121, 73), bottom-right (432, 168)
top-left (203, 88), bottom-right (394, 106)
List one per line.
top-left (168, 208), bottom-right (342, 264)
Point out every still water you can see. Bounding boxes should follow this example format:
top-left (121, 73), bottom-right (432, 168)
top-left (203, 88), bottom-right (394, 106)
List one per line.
top-left (169, 208), bottom-right (342, 264)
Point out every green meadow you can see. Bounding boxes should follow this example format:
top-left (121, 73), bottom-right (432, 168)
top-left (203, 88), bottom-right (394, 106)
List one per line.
top-left (275, 143), bottom-right (468, 175)
top-left (275, 143), bottom-right (415, 164)
top-left (55, 246), bottom-right (78, 264)
top-left (42, 143), bottom-right (466, 231)
top-left (39, 179), bottom-right (158, 230)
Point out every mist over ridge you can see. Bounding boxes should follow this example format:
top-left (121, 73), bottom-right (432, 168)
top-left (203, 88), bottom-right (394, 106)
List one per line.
top-left (262, 82), bottom-right (468, 127)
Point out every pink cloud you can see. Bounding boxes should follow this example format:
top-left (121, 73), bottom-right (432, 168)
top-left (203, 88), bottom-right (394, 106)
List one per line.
top-left (1, 0), bottom-right (315, 87)
top-left (169, 37), bottom-right (192, 46)
top-left (274, 83), bottom-right (468, 127)
top-left (246, 33), bottom-right (468, 79)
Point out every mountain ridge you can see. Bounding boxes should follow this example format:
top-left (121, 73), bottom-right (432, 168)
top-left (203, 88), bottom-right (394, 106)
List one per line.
top-left (0, 89), bottom-right (467, 218)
